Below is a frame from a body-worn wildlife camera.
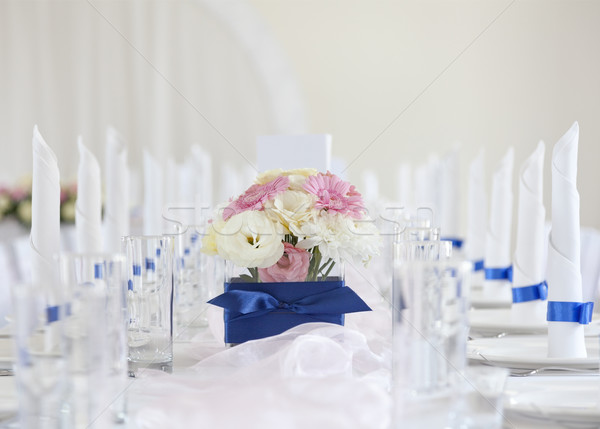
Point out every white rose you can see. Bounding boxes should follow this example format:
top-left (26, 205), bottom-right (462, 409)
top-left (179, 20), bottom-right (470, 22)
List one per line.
top-left (215, 210), bottom-right (284, 268)
top-left (264, 190), bottom-right (315, 232)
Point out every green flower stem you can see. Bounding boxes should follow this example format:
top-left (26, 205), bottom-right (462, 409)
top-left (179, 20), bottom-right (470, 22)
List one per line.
top-left (307, 247), bottom-right (322, 282)
top-left (318, 258), bottom-right (335, 281)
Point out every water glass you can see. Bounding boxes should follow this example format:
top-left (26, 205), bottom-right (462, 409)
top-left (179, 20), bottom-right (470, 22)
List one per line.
top-left (171, 227), bottom-right (212, 340)
top-left (392, 258), bottom-right (471, 428)
top-left (461, 365), bottom-right (508, 428)
top-left (122, 235), bottom-right (174, 374)
top-left (11, 282), bottom-right (67, 429)
top-left (57, 252), bottom-right (128, 427)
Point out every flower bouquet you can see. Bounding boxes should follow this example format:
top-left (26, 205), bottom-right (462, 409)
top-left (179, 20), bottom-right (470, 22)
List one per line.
top-left (203, 168), bottom-right (380, 344)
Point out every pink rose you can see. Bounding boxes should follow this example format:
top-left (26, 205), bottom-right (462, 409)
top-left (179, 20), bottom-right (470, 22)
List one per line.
top-left (258, 242), bottom-right (311, 282)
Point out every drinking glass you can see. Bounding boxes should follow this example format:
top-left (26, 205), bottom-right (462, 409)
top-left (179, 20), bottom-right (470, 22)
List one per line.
top-left (57, 252), bottom-right (128, 427)
top-left (171, 226), bottom-right (212, 340)
top-left (392, 258), bottom-right (471, 428)
top-left (461, 365), bottom-right (508, 428)
top-left (11, 282), bottom-right (67, 429)
top-left (122, 235), bottom-right (174, 374)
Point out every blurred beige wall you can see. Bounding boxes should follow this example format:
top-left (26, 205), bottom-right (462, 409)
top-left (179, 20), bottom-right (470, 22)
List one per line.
top-left (0, 0), bottom-right (599, 234)
top-left (250, 0), bottom-right (600, 232)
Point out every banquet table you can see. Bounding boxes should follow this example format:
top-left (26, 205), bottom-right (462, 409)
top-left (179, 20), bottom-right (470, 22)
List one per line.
top-left (2, 295), bottom-right (599, 429)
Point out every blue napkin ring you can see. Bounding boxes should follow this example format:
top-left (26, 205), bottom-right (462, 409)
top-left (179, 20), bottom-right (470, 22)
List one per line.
top-left (547, 301), bottom-right (594, 325)
top-left (485, 265), bottom-right (513, 282)
top-left (512, 281), bottom-right (548, 303)
top-left (442, 237), bottom-right (463, 250)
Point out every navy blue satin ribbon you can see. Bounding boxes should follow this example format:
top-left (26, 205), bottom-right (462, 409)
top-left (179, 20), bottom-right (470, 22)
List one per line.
top-left (485, 266), bottom-right (513, 282)
top-left (547, 301), bottom-right (594, 324)
top-left (473, 260), bottom-right (484, 272)
top-left (209, 285), bottom-right (371, 321)
top-left (512, 281), bottom-right (548, 303)
top-left (442, 237), bottom-right (463, 250)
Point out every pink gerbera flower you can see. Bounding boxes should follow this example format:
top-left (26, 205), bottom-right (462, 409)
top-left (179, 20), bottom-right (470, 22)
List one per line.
top-left (223, 175), bottom-right (289, 220)
top-left (303, 171), bottom-right (365, 218)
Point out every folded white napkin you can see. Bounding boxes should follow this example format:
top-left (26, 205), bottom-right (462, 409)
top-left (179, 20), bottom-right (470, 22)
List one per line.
top-left (30, 126), bottom-right (60, 292)
top-left (413, 156), bottom-right (440, 222)
top-left (191, 144), bottom-right (213, 217)
top-left (165, 156), bottom-right (178, 207)
top-left (547, 122), bottom-right (586, 358)
top-left (75, 137), bottom-right (102, 252)
top-left (511, 142), bottom-right (546, 323)
top-left (465, 150), bottom-right (487, 286)
top-left (103, 127), bottom-right (129, 252)
top-left (361, 169), bottom-right (380, 205)
top-left (483, 148), bottom-right (514, 300)
top-left (396, 162), bottom-right (413, 212)
top-left (143, 150), bottom-right (164, 236)
top-left (440, 148), bottom-right (460, 241)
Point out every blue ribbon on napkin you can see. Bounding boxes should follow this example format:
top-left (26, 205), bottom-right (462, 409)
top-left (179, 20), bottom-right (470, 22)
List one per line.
top-left (484, 265), bottom-right (513, 282)
top-left (473, 260), bottom-right (484, 272)
top-left (512, 281), bottom-right (548, 303)
top-left (547, 301), bottom-right (594, 324)
top-left (442, 237), bottom-right (463, 250)
top-left (208, 284), bottom-right (371, 322)
top-left (46, 303), bottom-right (72, 324)
top-left (46, 305), bottom-right (60, 323)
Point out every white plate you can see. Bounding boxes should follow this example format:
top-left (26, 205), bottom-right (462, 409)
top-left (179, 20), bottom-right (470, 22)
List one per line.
top-left (0, 338), bottom-right (14, 368)
top-left (469, 308), bottom-right (600, 337)
top-left (470, 289), bottom-right (512, 309)
top-left (505, 376), bottom-right (600, 425)
top-left (0, 377), bottom-right (17, 422)
top-left (468, 335), bottom-right (599, 370)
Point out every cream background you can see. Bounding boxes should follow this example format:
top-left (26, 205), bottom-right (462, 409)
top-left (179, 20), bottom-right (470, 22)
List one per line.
top-left (0, 0), bottom-right (599, 237)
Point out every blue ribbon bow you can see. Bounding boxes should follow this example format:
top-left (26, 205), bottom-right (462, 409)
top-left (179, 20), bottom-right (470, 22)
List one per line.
top-left (485, 265), bottom-right (513, 282)
top-left (473, 260), bottom-right (484, 272)
top-left (208, 286), bottom-right (371, 322)
top-left (547, 301), bottom-right (594, 325)
top-left (512, 281), bottom-right (548, 303)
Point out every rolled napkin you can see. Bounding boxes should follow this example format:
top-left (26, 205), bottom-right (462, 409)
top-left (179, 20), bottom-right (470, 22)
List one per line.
top-left (30, 126), bottom-right (61, 305)
top-left (396, 162), bottom-right (413, 213)
top-left (483, 147), bottom-right (514, 300)
top-left (440, 148), bottom-right (462, 249)
top-left (547, 122), bottom-right (591, 358)
top-left (143, 149), bottom-right (164, 236)
top-left (465, 150), bottom-right (487, 286)
top-left (511, 142), bottom-right (547, 323)
top-left (75, 137), bottom-right (102, 252)
top-left (192, 144), bottom-right (213, 226)
top-left (103, 126), bottom-right (129, 252)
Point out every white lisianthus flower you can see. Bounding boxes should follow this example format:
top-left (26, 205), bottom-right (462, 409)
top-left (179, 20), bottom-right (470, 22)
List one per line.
top-left (215, 210), bottom-right (284, 268)
top-left (264, 190), bottom-right (315, 232)
top-left (255, 168), bottom-right (318, 191)
top-left (295, 211), bottom-right (381, 265)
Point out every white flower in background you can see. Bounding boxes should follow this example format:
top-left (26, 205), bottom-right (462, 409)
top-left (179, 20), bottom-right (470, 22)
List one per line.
top-left (264, 190), bottom-right (315, 232)
top-left (295, 211), bottom-right (381, 265)
top-left (255, 168), bottom-right (318, 190)
top-left (215, 210), bottom-right (284, 268)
